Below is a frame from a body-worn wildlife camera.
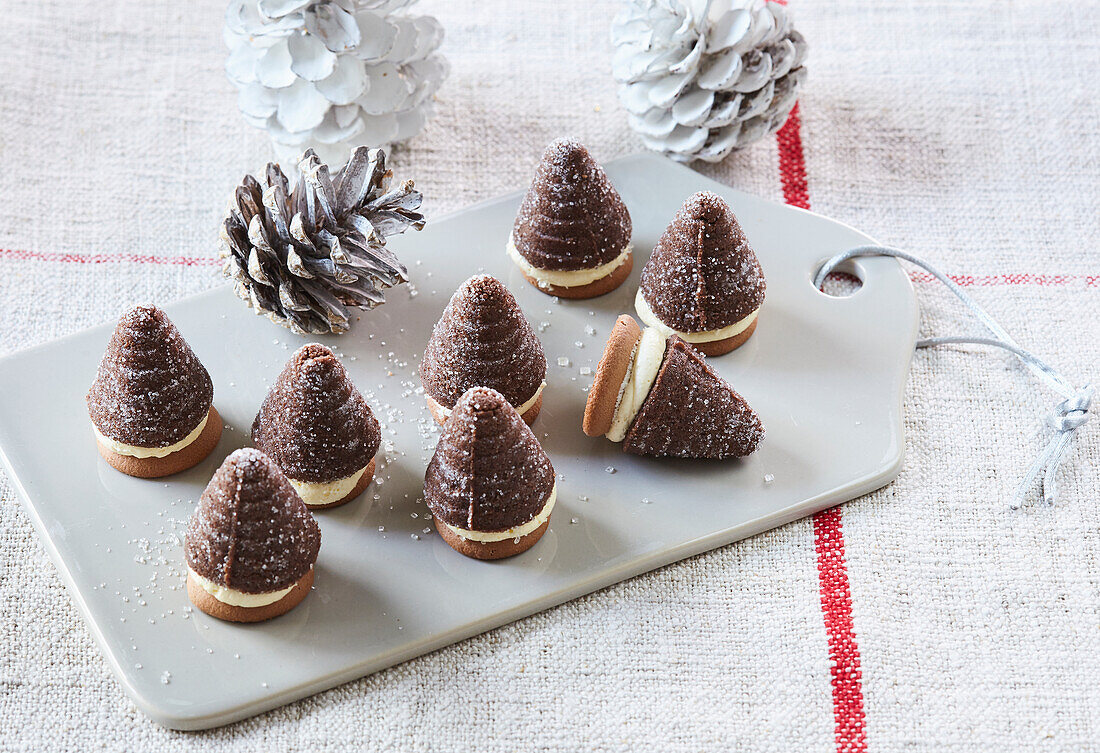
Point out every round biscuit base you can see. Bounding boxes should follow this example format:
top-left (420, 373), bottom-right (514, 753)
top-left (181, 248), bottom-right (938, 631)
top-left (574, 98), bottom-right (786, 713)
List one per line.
top-left (434, 518), bottom-right (550, 560)
top-left (519, 251), bottom-right (633, 300)
top-left (427, 393), bottom-right (542, 427)
top-left (186, 566), bottom-right (315, 623)
top-left (300, 457), bottom-right (377, 510)
top-left (582, 314), bottom-right (643, 437)
top-left (688, 318), bottom-right (758, 357)
top-left (96, 405), bottom-right (223, 479)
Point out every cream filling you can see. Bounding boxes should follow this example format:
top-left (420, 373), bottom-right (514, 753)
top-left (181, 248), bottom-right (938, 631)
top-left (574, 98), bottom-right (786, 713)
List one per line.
top-left (92, 412), bottom-right (208, 459)
top-left (289, 463), bottom-right (369, 507)
top-left (445, 484), bottom-right (557, 542)
top-left (606, 327), bottom-right (667, 443)
top-left (187, 568), bottom-right (296, 608)
top-left (427, 381), bottom-right (545, 420)
top-left (507, 235), bottom-right (632, 288)
top-left (635, 290), bottom-right (759, 344)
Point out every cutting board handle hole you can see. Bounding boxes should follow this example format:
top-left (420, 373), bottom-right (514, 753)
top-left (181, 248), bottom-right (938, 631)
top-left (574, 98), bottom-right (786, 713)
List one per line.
top-left (812, 258), bottom-right (863, 298)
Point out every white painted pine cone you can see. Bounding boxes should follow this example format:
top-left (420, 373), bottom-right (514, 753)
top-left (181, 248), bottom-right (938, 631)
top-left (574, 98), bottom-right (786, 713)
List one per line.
top-left (611, 0), bottom-right (807, 163)
top-left (225, 0), bottom-right (448, 168)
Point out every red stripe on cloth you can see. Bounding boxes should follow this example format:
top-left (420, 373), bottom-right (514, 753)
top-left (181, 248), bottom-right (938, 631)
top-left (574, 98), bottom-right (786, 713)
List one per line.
top-left (829, 270), bottom-right (1099, 288)
top-left (908, 271), bottom-right (1099, 287)
top-left (0, 247), bottom-right (219, 266)
top-left (776, 100), bottom-right (868, 751)
top-left (813, 508), bottom-right (868, 752)
top-left (775, 104), bottom-right (810, 210)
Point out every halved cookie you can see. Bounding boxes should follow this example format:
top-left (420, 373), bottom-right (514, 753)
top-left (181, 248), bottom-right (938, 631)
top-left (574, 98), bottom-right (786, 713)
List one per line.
top-left (583, 315), bottom-right (642, 437)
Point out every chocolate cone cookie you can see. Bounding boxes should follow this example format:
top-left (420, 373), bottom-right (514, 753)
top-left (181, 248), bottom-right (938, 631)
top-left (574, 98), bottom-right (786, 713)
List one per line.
top-left (86, 304), bottom-right (222, 478)
top-left (420, 275), bottom-right (546, 426)
top-left (508, 138), bottom-right (633, 299)
top-left (636, 191), bottom-right (765, 355)
top-left (584, 315), bottom-right (764, 459)
top-left (253, 344), bottom-right (380, 509)
top-left (425, 387), bottom-right (556, 560)
top-left (185, 448), bottom-right (321, 623)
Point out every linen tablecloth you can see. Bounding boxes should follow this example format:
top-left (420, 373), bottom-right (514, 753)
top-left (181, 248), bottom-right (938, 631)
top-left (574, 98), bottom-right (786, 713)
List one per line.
top-left (1, 1), bottom-right (1097, 750)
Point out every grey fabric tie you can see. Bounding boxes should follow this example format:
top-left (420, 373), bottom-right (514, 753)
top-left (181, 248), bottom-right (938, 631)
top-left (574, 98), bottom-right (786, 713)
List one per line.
top-left (814, 245), bottom-right (1092, 508)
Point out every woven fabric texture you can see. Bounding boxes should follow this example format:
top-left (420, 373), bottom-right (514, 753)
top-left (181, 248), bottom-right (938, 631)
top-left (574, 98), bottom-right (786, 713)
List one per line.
top-left (0, 1), bottom-right (1097, 750)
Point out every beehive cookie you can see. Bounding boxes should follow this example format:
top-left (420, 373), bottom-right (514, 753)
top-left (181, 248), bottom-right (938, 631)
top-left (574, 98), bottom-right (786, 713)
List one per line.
top-left (425, 388), bottom-right (556, 560)
top-left (86, 305), bottom-right (222, 478)
top-left (584, 316), bottom-right (765, 459)
top-left (252, 344), bottom-right (380, 509)
top-left (185, 449), bottom-right (321, 622)
top-left (508, 138), bottom-right (633, 299)
top-left (636, 192), bottom-right (765, 355)
top-left (420, 275), bottom-right (546, 425)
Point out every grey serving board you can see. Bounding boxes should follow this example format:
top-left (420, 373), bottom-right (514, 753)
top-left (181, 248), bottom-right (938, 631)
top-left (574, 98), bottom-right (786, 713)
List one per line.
top-left (0, 153), bottom-right (917, 729)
